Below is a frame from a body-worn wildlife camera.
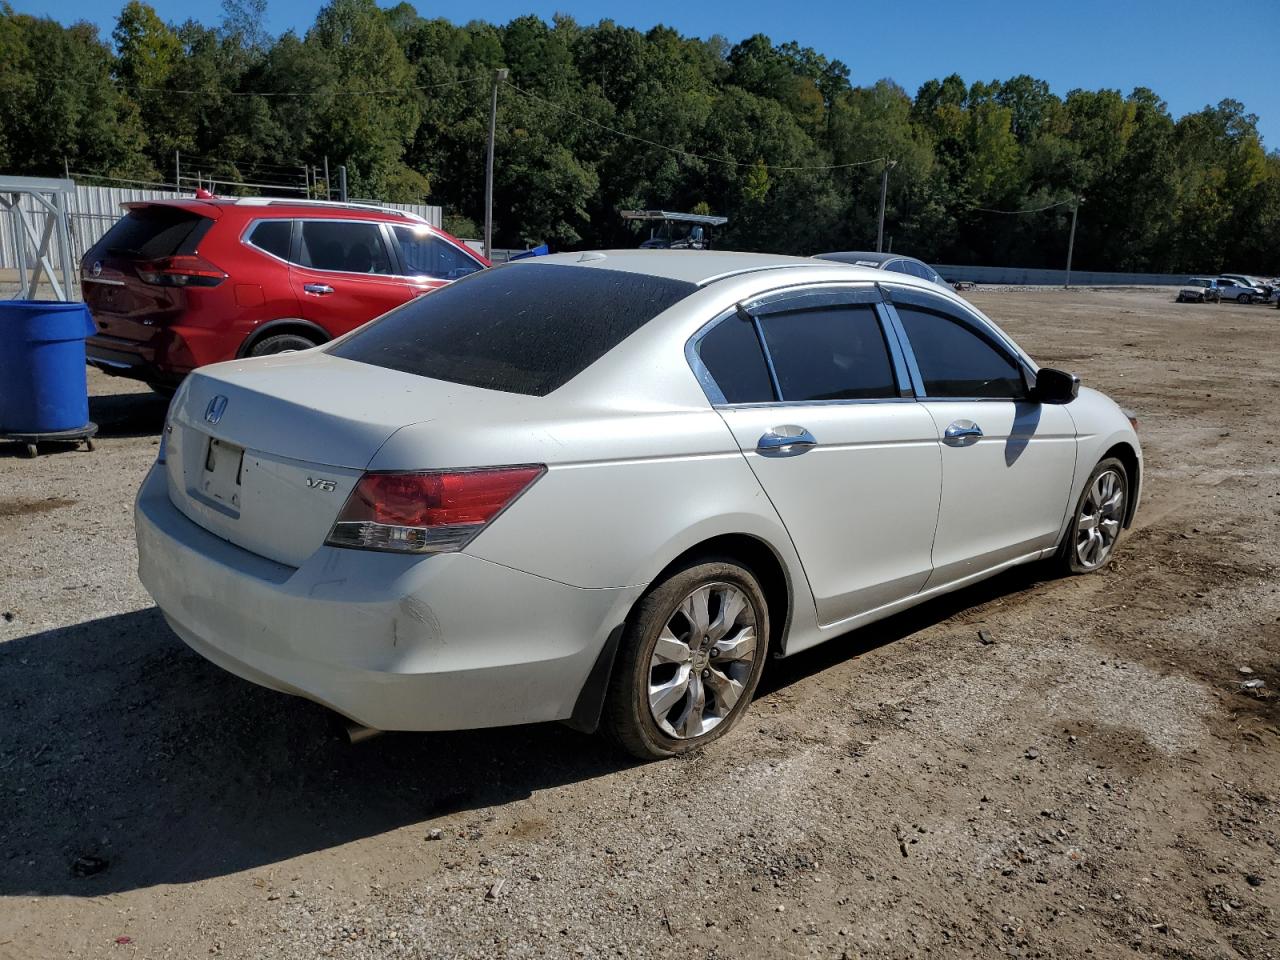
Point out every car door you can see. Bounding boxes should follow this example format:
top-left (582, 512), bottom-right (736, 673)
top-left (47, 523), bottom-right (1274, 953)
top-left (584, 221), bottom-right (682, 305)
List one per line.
top-left (387, 224), bottom-right (486, 298)
top-left (884, 285), bottom-right (1077, 588)
top-left (694, 284), bottom-right (943, 626)
top-left (289, 219), bottom-right (412, 335)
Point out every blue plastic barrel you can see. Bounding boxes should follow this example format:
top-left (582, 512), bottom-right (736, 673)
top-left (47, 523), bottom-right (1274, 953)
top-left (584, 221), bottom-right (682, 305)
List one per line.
top-left (0, 301), bottom-right (96, 434)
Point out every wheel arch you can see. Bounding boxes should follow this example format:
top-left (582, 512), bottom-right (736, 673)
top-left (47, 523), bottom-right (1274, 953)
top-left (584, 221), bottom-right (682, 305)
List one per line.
top-left (1102, 441), bottom-right (1141, 528)
top-left (236, 318), bottom-right (331, 358)
top-left (565, 531), bottom-right (797, 736)
top-left (645, 533), bottom-right (794, 658)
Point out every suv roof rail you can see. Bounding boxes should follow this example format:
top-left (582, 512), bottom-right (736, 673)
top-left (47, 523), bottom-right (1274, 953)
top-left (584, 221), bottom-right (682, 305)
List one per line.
top-left (231, 197), bottom-right (429, 223)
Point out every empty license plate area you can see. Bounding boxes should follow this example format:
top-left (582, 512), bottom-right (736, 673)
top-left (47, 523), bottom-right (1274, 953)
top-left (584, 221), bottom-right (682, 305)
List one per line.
top-left (199, 436), bottom-right (245, 515)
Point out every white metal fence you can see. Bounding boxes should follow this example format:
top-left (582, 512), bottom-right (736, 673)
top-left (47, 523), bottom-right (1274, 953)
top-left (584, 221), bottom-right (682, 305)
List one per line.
top-left (0, 183), bottom-right (442, 276)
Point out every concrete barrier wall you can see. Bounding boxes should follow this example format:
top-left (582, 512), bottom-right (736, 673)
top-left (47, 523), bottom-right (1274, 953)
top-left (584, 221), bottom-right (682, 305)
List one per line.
top-left (934, 264), bottom-right (1197, 286)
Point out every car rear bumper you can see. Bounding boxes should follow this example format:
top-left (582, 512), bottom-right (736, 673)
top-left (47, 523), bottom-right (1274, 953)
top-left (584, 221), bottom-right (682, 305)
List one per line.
top-left (87, 323), bottom-right (238, 384)
top-left (87, 333), bottom-right (192, 384)
top-left (134, 464), bottom-right (639, 731)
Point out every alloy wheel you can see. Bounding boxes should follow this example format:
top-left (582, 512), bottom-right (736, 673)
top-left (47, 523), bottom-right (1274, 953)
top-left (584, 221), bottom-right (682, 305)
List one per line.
top-left (1075, 469), bottom-right (1125, 569)
top-left (647, 582), bottom-right (757, 740)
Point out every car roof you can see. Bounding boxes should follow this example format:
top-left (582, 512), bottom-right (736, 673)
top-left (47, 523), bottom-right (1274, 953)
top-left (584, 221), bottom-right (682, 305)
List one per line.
top-left (812, 251), bottom-right (921, 268)
top-left (529, 249), bottom-right (844, 286)
top-left (120, 197), bottom-right (428, 224)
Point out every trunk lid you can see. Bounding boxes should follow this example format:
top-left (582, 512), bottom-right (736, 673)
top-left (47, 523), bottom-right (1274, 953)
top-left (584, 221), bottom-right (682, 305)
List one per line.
top-left (164, 351), bottom-right (534, 567)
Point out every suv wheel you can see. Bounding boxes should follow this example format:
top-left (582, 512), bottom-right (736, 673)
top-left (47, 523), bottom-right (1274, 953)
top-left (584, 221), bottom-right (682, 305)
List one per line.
top-left (249, 332), bottom-right (321, 356)
top-left (603, 560), bottom-right (769, 760)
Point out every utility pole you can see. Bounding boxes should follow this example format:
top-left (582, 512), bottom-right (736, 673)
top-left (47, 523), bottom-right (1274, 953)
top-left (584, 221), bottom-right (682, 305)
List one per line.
top-left (876, 159), bottom-right (897, 253)
top-left (1065, 194), bottom-right (1083, 289)
top-left (174, 150), bottom-right (180, 192)
top-left (338, 166), bottom-right (348, 203)
top-left (484, 67), bottom-right (510, 261)
top-left (324, 156), bottom-right (331, 201)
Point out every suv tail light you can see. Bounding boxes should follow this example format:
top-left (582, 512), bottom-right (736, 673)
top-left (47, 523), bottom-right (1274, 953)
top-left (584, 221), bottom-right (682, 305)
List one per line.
top-left (136, 254), bottom-right (227, 287)
top-left (325, 465), bottom-right (545, 554)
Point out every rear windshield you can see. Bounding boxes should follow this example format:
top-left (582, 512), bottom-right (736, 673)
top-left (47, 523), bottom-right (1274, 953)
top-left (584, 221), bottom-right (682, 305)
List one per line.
top-left (92, 206), bottom-right (212, 260)
top-left (328, 263), bottom-right (697, 396)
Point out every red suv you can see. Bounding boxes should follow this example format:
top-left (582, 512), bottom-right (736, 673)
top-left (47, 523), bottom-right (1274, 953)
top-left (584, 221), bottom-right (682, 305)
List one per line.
top-left (81, 197), bottom-right (489, 394)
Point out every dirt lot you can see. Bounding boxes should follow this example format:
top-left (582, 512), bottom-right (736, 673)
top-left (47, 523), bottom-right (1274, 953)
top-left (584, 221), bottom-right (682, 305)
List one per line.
top-left (1, 287), bottom-right (1278, 959)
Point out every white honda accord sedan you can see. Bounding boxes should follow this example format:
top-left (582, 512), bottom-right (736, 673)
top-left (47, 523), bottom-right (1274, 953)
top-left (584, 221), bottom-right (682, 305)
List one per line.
top-left (136, 250), bottom-right (1141, 759)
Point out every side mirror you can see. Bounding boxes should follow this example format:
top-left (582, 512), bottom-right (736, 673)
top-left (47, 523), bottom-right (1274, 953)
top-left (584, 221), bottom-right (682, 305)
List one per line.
top-left (1031, 367), bottom-right (1079, 404)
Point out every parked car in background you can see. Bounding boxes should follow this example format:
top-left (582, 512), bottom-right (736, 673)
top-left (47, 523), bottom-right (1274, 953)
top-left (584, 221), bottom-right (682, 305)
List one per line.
top-left (135, 250), bottom-right (1141, 759)
top-left (1215, 277), bottom-right (1267, 304)
top-left (812, 251), bottom-right (949, 288)
top-left (1176, 278), bottom-right (1220, 303)
top-left (1220, 274), bottom-right (1274, 300)
top-left (81, 197), bottom-right (488, 395)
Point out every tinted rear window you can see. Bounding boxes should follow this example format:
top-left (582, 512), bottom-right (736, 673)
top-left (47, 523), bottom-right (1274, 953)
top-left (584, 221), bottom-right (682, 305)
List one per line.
top-left (696, 313), bottom-right (775, 403)
top-left (759, 304), bottom-right (898, 401)
top-left (248, 220), bottom-right (292, 260)
top-left (328, 263), bottom-right (697, 396)
top-left (93, 206), bottom-right (211, 259)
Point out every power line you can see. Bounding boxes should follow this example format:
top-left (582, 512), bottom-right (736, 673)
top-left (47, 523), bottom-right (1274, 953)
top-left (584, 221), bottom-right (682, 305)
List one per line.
top-left (36, 72), bottom-right (487, 98)
top-left (970, 198), bottom-right (1076, 215)
top-left (503, 80), bottom-right (887, 173)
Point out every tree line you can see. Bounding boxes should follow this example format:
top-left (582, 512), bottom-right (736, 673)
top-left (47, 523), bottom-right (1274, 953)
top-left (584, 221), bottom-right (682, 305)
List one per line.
top-left (2, 0), bottom-right (1278, 273)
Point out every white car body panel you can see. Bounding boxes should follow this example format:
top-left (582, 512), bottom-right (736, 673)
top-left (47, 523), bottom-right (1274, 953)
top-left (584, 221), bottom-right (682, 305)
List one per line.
top-left (920, 399), bottom-right (1078, 587)
top-left (136, 250), bottom-right (1141, 732)
top-left (717, 401), bottom-right (941, 624)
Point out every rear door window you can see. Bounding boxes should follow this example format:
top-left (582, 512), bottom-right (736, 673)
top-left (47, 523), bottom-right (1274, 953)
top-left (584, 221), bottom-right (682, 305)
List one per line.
top-left (247, 220), bottom-right (292, 260)
top-left (391, 226), bottom-right (484, 280)
top-left (328, 263), bottom-right (696, 396)
top-left (92, 206), bottom-right (212, 259)
top-left (757, 304), bottom-right (899, 402)
top-left (298, 221), bottom-right (395, 274)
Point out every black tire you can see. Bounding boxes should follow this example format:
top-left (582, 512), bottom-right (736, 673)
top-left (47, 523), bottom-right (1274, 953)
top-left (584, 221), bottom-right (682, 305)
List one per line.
top-left (1238, 294), bottom-right (1252, 305)
top-left (602, 559), bottom-right (770, 760)
top-left (1053, 456), bottom-right (1130, 576)
top-left (249, 332), bottom-right (321, 357)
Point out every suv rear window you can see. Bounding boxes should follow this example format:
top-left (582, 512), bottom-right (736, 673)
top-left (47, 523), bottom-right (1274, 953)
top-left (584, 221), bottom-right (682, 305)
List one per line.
top-left (92, 206), bottom-right (212, 260)
top-left (329, 263), bottom-right (696, 396)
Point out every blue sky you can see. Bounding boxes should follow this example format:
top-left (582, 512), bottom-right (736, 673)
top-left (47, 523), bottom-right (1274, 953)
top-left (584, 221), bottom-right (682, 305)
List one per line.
top-left (18, 0), bottom-right (1278, 149)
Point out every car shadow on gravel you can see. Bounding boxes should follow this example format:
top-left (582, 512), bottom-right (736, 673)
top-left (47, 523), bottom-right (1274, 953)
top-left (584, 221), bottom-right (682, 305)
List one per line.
top-left (0, 564), bottom-right (1051, 898)
top-left (761, 562), bottom-right (1049, 695)
top-left (0, 608), bottom-right (629, 898)
top-left (89, 388), bottom-right (169, 439)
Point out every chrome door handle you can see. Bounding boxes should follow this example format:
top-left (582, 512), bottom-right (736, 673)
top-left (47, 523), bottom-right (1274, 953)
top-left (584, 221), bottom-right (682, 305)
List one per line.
top-left (303, 283), bottom-right (334, 296)
top-left (757, 426), bottom-right (817, 456)
top-left (942, 420), bottom-right (983, 447)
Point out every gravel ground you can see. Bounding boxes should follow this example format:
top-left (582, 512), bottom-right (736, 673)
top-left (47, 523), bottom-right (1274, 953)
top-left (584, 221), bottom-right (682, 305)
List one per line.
top-left (1, 287), bottom-right (1278, 959)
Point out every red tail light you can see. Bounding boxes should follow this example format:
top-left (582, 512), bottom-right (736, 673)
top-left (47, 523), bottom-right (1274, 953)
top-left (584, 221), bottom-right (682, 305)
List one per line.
top-left (136, 254), bottom-right (227, 287)
top-left (326, 465), bottom-right (545, 554)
